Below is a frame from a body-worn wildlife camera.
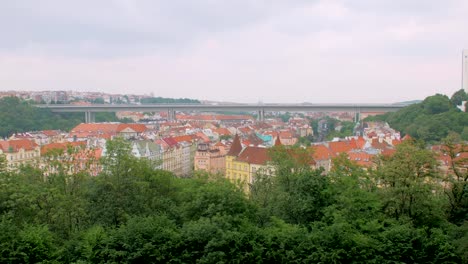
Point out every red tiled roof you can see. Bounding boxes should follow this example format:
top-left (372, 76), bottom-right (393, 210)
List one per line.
top-left (41, 142), bottom-right (86, 155)
top-left (163, 137), bottom-right (179, 147)
top-left (172, 135), bottom-right (195, 143)
top-left (213, 128), bottom-right (231, 136)
top-left (381, 148), bottom-right (396, 157)
top-left (42, 130), bottom-right (60, 136)
top-left (329, 141), bottom-right (354, 155)
top-left (0, 139), bottom-right (38, 153)
top-left (311, 145), bottom-right (334, 160)
top-left (117, 124), bottom-right (148, 133)
top-left (371, 139), bottom-right (389, 150)
top-left (347, 151), bottom-right (375, 167)
top-left (236, 146), bottom-right (270, 165)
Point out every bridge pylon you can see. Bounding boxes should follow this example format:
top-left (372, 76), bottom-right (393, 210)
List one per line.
top-left (85, 111), bottom-right (95, 123)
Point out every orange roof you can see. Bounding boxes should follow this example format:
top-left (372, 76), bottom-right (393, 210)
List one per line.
top-left (117, 124), bottom-right (148, 133)
top-left (354, 137), bottom-right (366, 149)
top-left (172, 135), bottom-right (195, 143)
top-left (381, 148), bottom-right (396, 157)
top-left (42, 130), bottom-right (60, 137)
top-left (347, 151), bottom-right (375, 167)
top-left (238, 127), bottom-right (251, 134)
top-left (371, 139), bottom-right (389, 150)
top-left (0, 139), bottom-right (38, 153)
top-left (311, 145), bottom-right (334, 160)
top-left (69, 123), bottom-right (146, 138)
top-left (213, 128), bottom-right (231, 136)
top-left (41, 142), bottom-right (86, 155)
top-left (195, 132), bottom-right (211, 143)
top-left (237, 146), bottom-right (270, 165)
top-left (328, 141), bottom-right (355, 155)
top-left (70, 123), bottom-right (119, 134)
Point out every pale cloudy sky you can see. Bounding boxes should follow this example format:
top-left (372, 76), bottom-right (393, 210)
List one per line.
top-left (0, 0), bottom-right (467, 103)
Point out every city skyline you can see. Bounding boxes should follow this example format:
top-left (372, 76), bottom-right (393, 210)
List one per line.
top-left (1, 1), bottom-right (468, 103)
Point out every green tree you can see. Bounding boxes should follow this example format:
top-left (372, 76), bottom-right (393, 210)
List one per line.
top-left (450, 89), bottom-right (468, 106)
top-left (252, 146), bottom-right (331, 225)
top-left (375, 140), bottom-right (444, 226)
top-left (441, 134), bottom-right (468, 225)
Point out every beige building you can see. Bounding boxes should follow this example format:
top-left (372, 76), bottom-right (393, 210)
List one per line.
top-left (0, 139), bottom-right (41, 170)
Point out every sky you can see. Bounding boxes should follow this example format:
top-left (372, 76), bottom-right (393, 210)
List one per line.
top-left (0, 0), bottom-right (467, 103)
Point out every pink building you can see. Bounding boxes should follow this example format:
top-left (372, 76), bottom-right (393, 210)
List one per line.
top-left (194, 143), bottom-right (226, 175)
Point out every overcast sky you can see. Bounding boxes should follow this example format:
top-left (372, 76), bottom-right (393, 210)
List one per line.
top-left (1, 0), bottom-right (467, 103)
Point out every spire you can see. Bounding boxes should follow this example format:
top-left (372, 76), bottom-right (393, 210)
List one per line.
top-left (227, 133), bottom-right (243, 156)
top-left (274, 132), bottom-right (282, 146)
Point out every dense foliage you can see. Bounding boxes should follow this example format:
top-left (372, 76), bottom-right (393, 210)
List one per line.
top-left (365, 92), bottom-right (468, 142)
top-left (0, 97), bottom-right (128, 138)
top-left (140, 97), bottom-right (200, 104)
top-left (0, 138), bottom-right (467, 263)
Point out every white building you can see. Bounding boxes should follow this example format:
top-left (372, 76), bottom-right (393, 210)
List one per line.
top-left (463, 49), bottom-right (468, 92)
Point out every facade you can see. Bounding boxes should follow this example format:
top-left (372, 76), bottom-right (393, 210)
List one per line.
top-left (40, 142), bottom-right (102, 176)
top-left (463, 49), bottom-right (468, 92)
top-left (131, 140), bottom-right (163, 168)
top-left (225, 134), bottom-right (246, 187)
top-left (0, 139), bottom-right (41, 170)
top-left (225, 134), bottom-right (273, 193)
top-left (194, 143), bottom-right (226, 174)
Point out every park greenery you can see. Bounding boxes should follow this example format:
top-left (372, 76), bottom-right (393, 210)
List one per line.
top-left (0, 97), bottom-right (124, 138)
top-left (365, 90), bottom-right (468, 143)
top-left (0, 137), bottom-right (467, 263)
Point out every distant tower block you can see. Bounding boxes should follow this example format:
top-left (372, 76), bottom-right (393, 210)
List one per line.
top-left (463, 49), bottom-right (468, 92)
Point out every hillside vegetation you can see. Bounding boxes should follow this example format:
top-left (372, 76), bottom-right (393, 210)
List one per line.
top-left (365, 90), bottom-right (468, 142)
top-left (0, 97), bottom-right (120, 137)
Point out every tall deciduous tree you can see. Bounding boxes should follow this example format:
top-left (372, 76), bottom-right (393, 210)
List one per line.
top-left (375, 140), bottom-right (444, 226)
top-left (441, 133), bottom-right (468, 224)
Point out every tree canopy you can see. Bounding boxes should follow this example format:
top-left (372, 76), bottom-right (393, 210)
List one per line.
top-left (365, 93), bottom-right (468, 142)
top-left (0, 97), bottom-right (123, 138)
top-left (0, 138), bottom-right (466, 262)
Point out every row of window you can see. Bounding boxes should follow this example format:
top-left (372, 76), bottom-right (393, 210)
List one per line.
top-left (9, 152), bottom-right (38, 161)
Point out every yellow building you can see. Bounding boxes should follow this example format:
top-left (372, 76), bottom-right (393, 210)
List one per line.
top-left (225, 134), bottom-right (248, 189)
top-left (225, 134), bottom-right (273, 193)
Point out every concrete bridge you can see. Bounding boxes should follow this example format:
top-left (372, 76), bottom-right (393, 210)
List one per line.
top-left (36, 103), bottom-right (406, 123)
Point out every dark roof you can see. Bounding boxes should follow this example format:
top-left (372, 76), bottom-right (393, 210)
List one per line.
top-left (237, 146), bottom-right (270, 165)
top-left (227, 134), bottom-right (243, 156)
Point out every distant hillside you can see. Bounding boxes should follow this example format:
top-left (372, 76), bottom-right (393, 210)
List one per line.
top-left (140, 97), bottom-right (200, 104)
top-left (0, 97), bottom-right (122, 138)
top-left (365, 92), bottom-right (468, 142)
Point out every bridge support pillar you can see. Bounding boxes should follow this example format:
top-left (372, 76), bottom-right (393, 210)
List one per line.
top-left (85, 111), bottom-right (95, 123)
top-left (257, 109), bottom-right (265, 122)
top-left (167, 109), bottom-right (177, 121)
